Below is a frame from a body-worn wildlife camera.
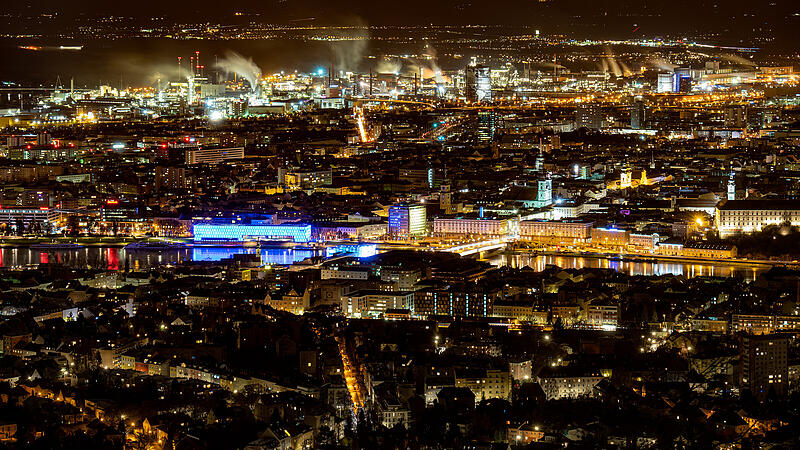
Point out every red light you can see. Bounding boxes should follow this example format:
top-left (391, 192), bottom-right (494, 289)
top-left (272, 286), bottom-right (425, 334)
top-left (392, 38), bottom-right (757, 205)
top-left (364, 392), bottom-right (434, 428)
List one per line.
top-left (106, 199), bottom-right (119, 205)
top-left (161, 143), bottom-right (168, 149)
top-left (26, 145), bottom-right (31, 149)
top-left (39, 206), bottom-right (50, 210)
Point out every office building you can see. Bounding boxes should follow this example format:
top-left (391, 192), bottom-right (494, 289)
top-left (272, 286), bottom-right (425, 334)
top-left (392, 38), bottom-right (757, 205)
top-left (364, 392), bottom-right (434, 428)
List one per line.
top-left (477, 110), bottom-right (496, 143)
top-left (740, 334), bottom-right (788, 401)
top-left (388, 203), bottom-right (427, 239)
top-left (465, 65), bottom-right (492, 103)
top-left (342, 290), bottom-right (414, 318)
top-left (440, 185), bottom-right (452, 214)
top-left (155, 166), bottom-right (187, 191)
top-left (724, 105), bottom-right (747, 128)
top-left (576, 103), bottom-right (603, 130)
top-left (630, 98), bottom-right (646, 129)
top-left (185, 147), bottom-right (245, 164)
top-left (657, 73), bottom-right (677, 93)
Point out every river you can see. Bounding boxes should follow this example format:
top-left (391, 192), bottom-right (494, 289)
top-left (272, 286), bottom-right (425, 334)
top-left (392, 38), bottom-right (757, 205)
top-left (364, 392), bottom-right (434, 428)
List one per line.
top-left (487, 252), bottom-right (769, 281)
top-left (0, 246), bottom-right (319, 271)
top-left (0, 246), bottom-right (772, 281)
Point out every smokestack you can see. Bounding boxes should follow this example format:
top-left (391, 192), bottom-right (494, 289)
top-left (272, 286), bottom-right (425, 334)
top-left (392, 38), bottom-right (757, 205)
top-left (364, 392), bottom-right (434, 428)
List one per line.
top-left (369, 68), bottom-right (373, 97)
top-left (189, 56), bottom-right (194, 78)
top-left (553, 53), bottom-right (558, 91)
top-left (70, 78), bottom-right (74, 98)
top-left (195, 51), bottom-right (200, 77)
top-left (414, 72), bottom-right (418, 97)
top-left (177, 56), bottom-right (182, 81)
top-left (329, 48), bottom-right (335, 90)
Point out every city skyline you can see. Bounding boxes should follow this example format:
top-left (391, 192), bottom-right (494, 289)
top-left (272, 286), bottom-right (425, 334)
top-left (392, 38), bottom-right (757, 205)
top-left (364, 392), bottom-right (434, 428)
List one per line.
top-left (1, 6), bottom-right (800, 450)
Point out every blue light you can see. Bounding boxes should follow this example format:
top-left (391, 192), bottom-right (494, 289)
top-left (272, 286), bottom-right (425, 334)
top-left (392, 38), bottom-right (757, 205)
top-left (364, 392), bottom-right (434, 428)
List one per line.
top-left (193, 224), bottom-right (312, 242)
top-left (325, 243), bottom-right (378, 258)
top-left (316, 68), bottom-right (325, 76)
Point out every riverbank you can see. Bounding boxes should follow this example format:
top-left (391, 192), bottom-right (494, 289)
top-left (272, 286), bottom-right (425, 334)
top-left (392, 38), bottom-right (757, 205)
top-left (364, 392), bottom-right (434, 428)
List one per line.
top-left (509, 249), bottom-right (796, 269)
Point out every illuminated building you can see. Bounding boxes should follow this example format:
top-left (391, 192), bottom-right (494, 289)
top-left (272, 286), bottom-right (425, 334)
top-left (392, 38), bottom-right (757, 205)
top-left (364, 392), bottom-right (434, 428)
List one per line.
top-left (586, 303), bottom-right (619, 330)
top-left (507, 423), bottom-right (544, 445)
top-left (314, 222), bottom-right (386, 240)
top-left (630, 98), bottom-right (646, 129)
top-left (440, 185), bottom-right (452, 215)
top-left (477, 110), bottom-right (496, 143)
top-left (657, 73), bottom-right (677, 93)
top-left (591, 228), bottom-right (630, 247)
top-left (681, 242), bottom-right (737, 259)
top-left (433, 216), bottom-right (513, 238)
top-left (154, 166), bottom-right (187, 191)
top-left (0, 207), bottom-right (57, 230)
top-left (192, 223), bottom-right (312, 242)
top-left (266, 288), bottom-right (310, 315)
top-left (535, 178), bottom-right (552, 207)
top-left (342, 290), bottom-right (414, 318)
top-left (518, 221), bottom-right (593, 244)
top-left (537, 369), bottom-right (604, 400)
top-left (281, 169), bottom-right (333, 190)
top-left (100, 202), bottom-right (143, 223)
top-left (413, 288), bottom-right (496, 318)
top-left (465, 65), bottom-right (491, 103)
top-left (185, 147), bottom-right (244, 164)
top-left (455, 367), bottom-right (511, 401)
top-left (619, 163), bottom-right (632, 189)
top-left (576, 103), bottom-right (603, 130)
top-left (715, 200), bottom-right (800, 238)
top-left (740, 334), bottom-right (788, 401)
top-left (724, 105), bottom-right (747, 128)
top-left (388, 203), bottom-right (427, 239)
top-left (492, 301), bottom-right (548, 324)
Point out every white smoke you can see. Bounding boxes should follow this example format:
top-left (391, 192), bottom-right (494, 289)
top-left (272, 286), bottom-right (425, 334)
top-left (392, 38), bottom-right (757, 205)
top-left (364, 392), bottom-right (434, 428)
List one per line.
top-left (648, 57), bottom-right (678, 72)
top-left (720, 53), bottom-right (756, 67)
top-left (216, 51), bottom-right (262, 90)
top-left (332, 39), bottom-right (368, 73)
top-left (376, 57), bottom-right (402, 74)
top-left (422, 44), bottom-right (445, 84)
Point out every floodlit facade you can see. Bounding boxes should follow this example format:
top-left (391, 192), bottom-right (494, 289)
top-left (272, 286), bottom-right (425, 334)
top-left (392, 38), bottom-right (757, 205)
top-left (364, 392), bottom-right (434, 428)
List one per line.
top-left (192, 223), bottom-right (312, 242)
top-left (519, 221), bottom-right (593, 244)
top-left (716, 200), bottom-right (800, 238)
top-left (388, 203), bottom-right (427, 239)
top-left (433, 216), bottom-right (513, 237)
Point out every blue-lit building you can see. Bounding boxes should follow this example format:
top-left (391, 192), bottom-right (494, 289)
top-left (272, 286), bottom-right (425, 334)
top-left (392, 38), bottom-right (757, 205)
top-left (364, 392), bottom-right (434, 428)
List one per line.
top-left (192, 223), bottom-right (312, 243)
top-left (325, 243), bottom-right (378, 258)
top-left (388, 203), bottom-right (427, 239)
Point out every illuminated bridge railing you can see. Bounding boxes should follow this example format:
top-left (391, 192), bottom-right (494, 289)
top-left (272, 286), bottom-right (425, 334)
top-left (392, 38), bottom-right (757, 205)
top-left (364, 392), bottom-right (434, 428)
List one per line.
top-left (192, 224), bottom-right (312, 243)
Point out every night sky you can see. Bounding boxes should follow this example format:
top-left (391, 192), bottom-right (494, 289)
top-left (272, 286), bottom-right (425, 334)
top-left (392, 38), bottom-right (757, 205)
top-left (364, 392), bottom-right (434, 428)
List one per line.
top-left (7, 0), bottom-right (799, 28)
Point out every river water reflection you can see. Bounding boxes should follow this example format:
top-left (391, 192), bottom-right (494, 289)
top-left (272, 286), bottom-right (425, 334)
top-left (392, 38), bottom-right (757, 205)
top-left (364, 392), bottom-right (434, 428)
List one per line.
top-left (0, 247), bottom-right (319, 271)
top-left (0, 246), bottom-right (771, 281)
top-left (488, 253), bottom-right (769, 281)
